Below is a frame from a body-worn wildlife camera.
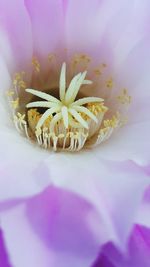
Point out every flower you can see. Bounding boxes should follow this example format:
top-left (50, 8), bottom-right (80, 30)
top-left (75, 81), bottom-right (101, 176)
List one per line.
top-left (0, 0), bottom-right (150, 266)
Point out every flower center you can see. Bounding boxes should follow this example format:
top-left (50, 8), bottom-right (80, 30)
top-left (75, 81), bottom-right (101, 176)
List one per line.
top-left (7, 55), bottom-right (131, 152)
top-left (26, 63), bottom-right (108, 151)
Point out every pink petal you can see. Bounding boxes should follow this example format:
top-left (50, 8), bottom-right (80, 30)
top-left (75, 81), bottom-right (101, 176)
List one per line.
top-left (136, 184), bottom-right (150, 228)
top-left (0, 56), bottom-right (11, 109)
top-left (65, 0), bottom-right (150, 64)
top-left (0, 53), bottom-right (50, 199)
top-left (116, 38), bottom-right (150, 100)
top-left (0, 229), bottom-right (11, 267)
top-left (24, 0), bottom-right (65, 62)
top-left (0, 0), bottom-right (32, 71)
top-left (65, 0), bottom-right (150, 166)
top-left (65, 0), bottom-right (121, 65)
top-left (95, 39), bottom-right (150, 165)
top-left (0, 31), bottom-right (14, 73)
top-left (95, 120), bottom-right (150, 165)
top-left (0, 129), bottom-right (51, 200)
top-left (106, 1), bottom-right (150, 66)
top-left (0, 186), bottom-right (101, 267)
top-left (94, 225), bottom-right (150, 267)
top-left (44, 154), bottom-right (149, 247)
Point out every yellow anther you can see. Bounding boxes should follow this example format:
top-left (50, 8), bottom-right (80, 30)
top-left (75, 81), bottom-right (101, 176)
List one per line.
top-left (32, 57), bottom-right (40, 72)
top-left (117, 89), bottom-right (131, 104)
top-left (17, 112), bottom-right (25, 119)
top-left (18, 80), bottom-right (26, 89)
top-left (48, 53), bottom-right (56, 62)
top-left (80, 54), bottom-right (91, 62)
top-left (106, 78), bottom-right (113, 89)
top-left (72, 54), bottom-right (91, 66)
top-left (12, 72), bottom-right (26, 90)
top-left (9, 59), bottom-right (127, 152)
top-left (28, 109), bottom-right (53, 131)
top-left (93, 69), bottom-right (102, 76)
top-left (11, 98), bottom-right (19, 109)
top-left (16, 112), bottom-right (26, 124)
top-left (14, 73), bottom-right (21, 80)
top-left (6, 90), bottom-right (15, 97)
top-left (35, 127), bottom-right (42, 136)
top-left (86, 103), bottom-right (108, 115)
top-left (103, 114), bottom-right (119, 129)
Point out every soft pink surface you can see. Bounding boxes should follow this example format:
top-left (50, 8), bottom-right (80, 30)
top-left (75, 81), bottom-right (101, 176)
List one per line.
top-left (0, 1), bottom-right (150, 266)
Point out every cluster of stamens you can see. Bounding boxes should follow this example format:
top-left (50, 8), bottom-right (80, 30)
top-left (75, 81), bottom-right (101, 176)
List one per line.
top-left (25, 63), bottom-right (108, 151)
top-left (6, 56), bottom-right (130, 152)
top-left (27, 64), bottom-right (104, 127)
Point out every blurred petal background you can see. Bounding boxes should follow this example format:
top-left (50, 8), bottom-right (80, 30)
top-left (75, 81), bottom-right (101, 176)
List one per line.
top-left (0, 0), bottom-right (150, 266)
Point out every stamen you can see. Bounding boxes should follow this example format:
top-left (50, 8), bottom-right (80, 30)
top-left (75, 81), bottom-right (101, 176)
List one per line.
top-left (117, 89), bottom-right (131, 104)
top-left (10, 61), bottom-right (121, 152)
top-left (24, 62), bottom-right (108, 151)
top-left (13, 112), bottom-right (29, 139)
top-left (11, 98), bottom-right (19, 109)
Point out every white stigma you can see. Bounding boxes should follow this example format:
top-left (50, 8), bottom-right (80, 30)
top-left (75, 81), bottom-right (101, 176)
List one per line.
top-left (26, 62), bottom-right (104, 131)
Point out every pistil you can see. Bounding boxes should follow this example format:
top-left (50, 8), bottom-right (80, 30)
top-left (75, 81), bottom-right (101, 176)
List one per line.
top-left (25, 62), bottom-right (108, 151)
top-left (26, 62), bottom-right (104, 133)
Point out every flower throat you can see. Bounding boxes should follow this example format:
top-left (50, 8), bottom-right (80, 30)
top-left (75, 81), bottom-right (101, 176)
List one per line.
top-left (7, 56), bottom-right (129, 152)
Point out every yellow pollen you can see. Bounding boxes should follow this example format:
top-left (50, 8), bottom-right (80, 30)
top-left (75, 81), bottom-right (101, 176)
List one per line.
top-left (22, 62), bottom-right (111, 151)
top-left (6, 90), bottom-right (15, 97)
top-left (72, 54), bottom-right (91, 71)
top-left (74, 54), bottom-right (91, 63)
top-left (32, 57), bottom-right (40, 72)
top-left (11, 97), bottom-right (19, 109)
top-left (81, 103), bottom-right (108, 119)
top-left (28, 109), bottom-right (53, 131)
top-left (94, 69), bottom-right (102, 76)
top-left (106, 78), bottom-right (113, 89)
top-left (48, 53), bottom-right (56, 62)
top-left (103, 115), bottom-right (119, 128)
top-left (8, 57), bottom-right (130, 152)
top-left (27, 102), bottom-right (107, 134)
top-left (117, 89), bottom-right (131, 104)
top-left (13, 72), bottom-right (26, 89)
